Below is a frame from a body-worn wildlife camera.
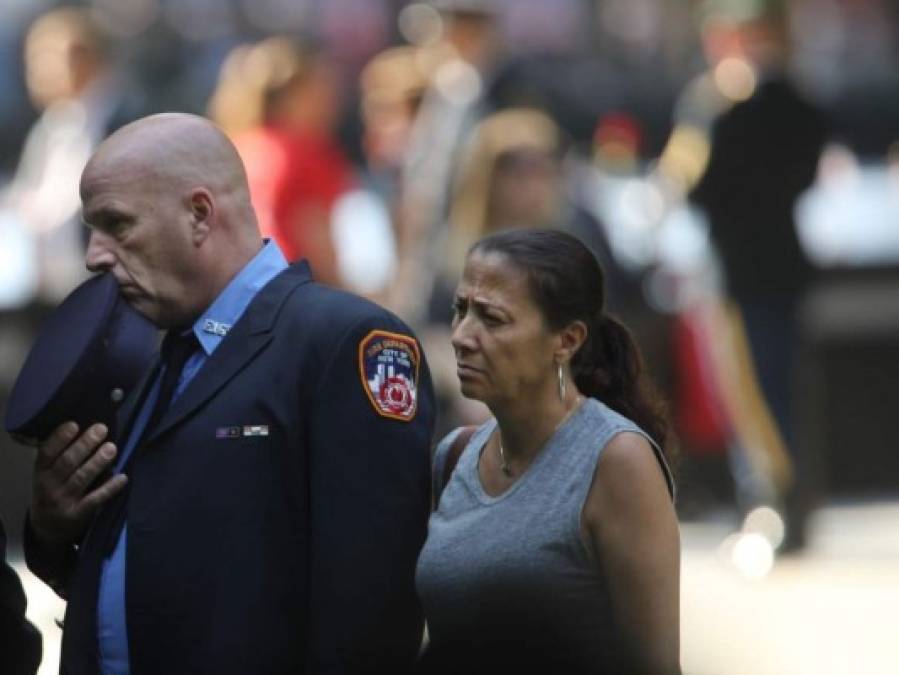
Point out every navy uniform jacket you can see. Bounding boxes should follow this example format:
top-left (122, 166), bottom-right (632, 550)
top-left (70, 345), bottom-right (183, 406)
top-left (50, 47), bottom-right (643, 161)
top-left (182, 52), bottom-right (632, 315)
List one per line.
top-left (25, 262), bottom-right (435, 674)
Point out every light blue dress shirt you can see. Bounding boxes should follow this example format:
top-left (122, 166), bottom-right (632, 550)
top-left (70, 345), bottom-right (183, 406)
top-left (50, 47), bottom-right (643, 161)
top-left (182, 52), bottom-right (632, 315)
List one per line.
top-left (97, 241), bottom-right (288, 674)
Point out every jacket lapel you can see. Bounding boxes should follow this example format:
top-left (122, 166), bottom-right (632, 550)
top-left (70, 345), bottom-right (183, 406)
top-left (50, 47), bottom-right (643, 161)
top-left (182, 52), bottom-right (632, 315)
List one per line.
top-left (144, 262), bottom-right (313, 444)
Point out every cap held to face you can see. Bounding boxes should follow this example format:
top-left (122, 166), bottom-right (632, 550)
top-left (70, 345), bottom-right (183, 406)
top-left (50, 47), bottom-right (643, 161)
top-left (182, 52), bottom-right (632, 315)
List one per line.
top-left (5, 273), bottom-right (159, 446)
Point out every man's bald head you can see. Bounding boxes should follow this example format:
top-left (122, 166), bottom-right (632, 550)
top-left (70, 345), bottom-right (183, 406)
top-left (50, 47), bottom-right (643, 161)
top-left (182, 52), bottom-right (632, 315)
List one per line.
top-left (82, 113), bottom-right (264, 328)
top-left (85, 113), bottom-right (251, 210)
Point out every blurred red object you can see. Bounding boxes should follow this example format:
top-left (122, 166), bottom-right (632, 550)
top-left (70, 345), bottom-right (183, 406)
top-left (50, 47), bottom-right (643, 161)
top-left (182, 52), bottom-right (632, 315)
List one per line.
top-left (593, 112), bottom-right (643, 168)
top-left (236, 125), bottom-right (351, 265)
top-left (672, 309), bottom-right (729, 455)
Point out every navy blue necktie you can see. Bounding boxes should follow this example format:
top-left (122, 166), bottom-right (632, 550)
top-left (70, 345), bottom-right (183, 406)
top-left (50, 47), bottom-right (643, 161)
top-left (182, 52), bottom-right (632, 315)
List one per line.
top-left (97, 328), bottom-right (198, 555)
top-left (133, 329), bottom-right (198, 450)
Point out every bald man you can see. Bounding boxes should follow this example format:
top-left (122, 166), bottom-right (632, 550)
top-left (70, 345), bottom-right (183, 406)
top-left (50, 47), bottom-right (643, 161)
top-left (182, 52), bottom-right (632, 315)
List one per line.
top-left (24, 114), bottom-right (435, 675)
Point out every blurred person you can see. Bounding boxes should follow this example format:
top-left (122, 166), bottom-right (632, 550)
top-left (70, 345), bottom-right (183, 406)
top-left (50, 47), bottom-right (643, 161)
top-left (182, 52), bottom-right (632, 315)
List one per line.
top-left (389, 0), bottom-right (504, 323)
top-left (687, 1), bottom-right (826, 550)
top-left (416, 229), bottom-right (679, 675)
top-left (208, 37), bottom-right (352, 286)
top-left (326, 45), bottom-right (431, 300)
top-left (1, 518), bottom-right (41, 675)
top-left (0, 7), bottom-right (138, 307)
top-left (358, 45), bottom-right (429, 205)
top-left (439, 108), bottom-right (616, 289)
top-left (23, 113), bottom-right (435, 674)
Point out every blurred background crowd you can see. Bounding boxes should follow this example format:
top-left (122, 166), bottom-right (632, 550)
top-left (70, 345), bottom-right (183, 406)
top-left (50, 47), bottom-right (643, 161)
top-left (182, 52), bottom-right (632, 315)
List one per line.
top-left (1, 0), bottom-right (898, 672)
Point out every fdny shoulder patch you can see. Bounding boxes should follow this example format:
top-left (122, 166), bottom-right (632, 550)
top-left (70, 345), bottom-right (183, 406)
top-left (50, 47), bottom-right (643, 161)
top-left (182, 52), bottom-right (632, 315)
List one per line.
top-left (358, 329), bottom-right (420, 422)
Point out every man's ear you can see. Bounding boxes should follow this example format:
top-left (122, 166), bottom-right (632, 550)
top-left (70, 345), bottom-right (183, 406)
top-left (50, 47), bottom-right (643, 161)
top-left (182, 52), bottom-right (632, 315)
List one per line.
top-left (188, 188), bottom-right (214, 245)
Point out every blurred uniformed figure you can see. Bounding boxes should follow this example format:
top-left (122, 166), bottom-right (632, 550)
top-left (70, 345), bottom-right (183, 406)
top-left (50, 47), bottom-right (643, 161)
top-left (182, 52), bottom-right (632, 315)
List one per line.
top-left (660, 0), bottom-right (826, 550)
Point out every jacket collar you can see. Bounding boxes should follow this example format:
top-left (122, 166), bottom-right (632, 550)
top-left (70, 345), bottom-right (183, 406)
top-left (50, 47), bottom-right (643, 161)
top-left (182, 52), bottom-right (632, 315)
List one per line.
top-left (117, 261), bottom-right (314, 445)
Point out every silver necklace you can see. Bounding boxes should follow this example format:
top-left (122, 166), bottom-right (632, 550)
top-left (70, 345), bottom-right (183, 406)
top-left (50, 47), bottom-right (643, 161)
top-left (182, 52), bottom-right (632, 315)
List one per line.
top-left (498, 439), bottom-right (513, 477)
top-left (497, 396), bottom-right (584, 478)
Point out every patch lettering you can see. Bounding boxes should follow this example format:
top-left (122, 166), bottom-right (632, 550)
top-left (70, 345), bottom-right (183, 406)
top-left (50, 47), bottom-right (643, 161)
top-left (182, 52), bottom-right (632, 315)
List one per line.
top-left (203, 319), bottom-right (231, 337)
top-left (358, 330), bottom-right (420, 421)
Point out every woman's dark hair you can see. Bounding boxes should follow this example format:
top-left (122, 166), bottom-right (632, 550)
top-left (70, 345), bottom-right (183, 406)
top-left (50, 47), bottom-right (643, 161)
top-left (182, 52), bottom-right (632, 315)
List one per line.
top-left (470, 228), bottom-right (672, 459)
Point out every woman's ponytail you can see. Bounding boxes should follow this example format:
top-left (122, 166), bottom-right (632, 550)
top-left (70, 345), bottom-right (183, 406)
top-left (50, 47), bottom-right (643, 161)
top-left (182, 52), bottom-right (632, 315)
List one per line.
top-left (573, 314), bottom-right (671, 457)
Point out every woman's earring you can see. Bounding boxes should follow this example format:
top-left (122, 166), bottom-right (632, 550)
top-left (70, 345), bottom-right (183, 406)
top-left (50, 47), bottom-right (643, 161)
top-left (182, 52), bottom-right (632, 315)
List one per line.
top-left (557, 362), bottom-right (566, 401)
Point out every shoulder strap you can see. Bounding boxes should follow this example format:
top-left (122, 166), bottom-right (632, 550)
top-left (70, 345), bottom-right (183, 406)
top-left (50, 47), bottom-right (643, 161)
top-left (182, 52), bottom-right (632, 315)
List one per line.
top-left (434, 425), bottom-right (477, 507)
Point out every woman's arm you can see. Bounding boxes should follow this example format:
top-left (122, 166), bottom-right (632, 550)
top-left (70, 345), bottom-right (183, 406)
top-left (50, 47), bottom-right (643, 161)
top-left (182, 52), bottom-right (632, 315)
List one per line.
top-left (583, 431), bottom-right (681, 675)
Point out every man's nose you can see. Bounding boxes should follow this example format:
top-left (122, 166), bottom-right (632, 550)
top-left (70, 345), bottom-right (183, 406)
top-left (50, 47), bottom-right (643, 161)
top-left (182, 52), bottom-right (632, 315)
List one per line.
top-left (85, 230), bottom-right (115, 273)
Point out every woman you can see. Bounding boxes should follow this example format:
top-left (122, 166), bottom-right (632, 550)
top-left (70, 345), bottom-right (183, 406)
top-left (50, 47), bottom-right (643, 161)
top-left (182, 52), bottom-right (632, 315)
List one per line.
top-left (207, 37), bottom-right (351, 285)
top-left (416, 229), bottom-right (680, 674)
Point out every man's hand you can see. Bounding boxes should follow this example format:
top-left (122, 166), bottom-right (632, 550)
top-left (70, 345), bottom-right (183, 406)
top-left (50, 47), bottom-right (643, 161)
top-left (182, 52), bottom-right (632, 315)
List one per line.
top-left (29, 422), bottom-right (128, 548)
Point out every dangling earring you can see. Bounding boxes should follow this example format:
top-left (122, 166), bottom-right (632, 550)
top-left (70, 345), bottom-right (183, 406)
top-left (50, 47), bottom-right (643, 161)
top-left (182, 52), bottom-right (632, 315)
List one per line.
top-left (557, 362), bottom-right (566, 401)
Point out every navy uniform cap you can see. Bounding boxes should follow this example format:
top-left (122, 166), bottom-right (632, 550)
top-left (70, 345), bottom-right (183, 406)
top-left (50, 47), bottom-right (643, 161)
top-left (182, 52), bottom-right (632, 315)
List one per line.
top-left (4, 273), bottom-right (159, 446)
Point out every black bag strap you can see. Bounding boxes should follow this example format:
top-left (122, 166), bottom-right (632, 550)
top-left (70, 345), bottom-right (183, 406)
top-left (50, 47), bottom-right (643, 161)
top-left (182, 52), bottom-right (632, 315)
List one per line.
top-left (434, 425), bottom-right (477, 508)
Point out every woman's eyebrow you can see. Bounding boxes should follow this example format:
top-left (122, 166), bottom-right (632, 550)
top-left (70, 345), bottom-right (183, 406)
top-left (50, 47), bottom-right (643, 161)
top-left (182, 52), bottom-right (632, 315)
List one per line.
top-left (471, 296), bottom-right (509, 315)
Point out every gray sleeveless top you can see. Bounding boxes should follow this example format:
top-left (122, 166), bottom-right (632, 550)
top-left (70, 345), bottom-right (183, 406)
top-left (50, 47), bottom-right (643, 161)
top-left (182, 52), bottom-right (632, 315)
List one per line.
top-left (415, 397), bottom-right (674, 674)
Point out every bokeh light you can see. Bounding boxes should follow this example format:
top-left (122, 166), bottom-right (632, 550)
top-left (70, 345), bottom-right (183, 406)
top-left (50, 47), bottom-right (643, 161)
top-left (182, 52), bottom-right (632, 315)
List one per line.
top-left (398, 3), bottom-right (444, 46)
top-left (714, 56), bottom-right (757, 102)
top-left (720, 532), bottom-right (776, 580)
top-left (90, 0), bottom-right (159, 39)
